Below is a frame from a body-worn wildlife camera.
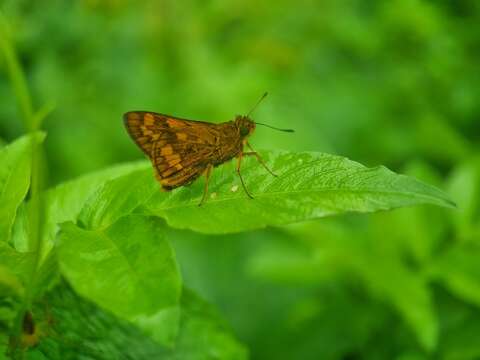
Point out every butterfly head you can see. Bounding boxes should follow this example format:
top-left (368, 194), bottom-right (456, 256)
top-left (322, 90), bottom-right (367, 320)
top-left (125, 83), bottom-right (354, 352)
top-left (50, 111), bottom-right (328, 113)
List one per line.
top-left (235, 115), bottom-right (256, 138)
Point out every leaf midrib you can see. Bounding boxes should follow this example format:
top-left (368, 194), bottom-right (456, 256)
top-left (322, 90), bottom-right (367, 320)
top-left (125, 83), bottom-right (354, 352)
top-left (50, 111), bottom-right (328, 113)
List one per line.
top-left (149, 186), bottom-right (453, 211)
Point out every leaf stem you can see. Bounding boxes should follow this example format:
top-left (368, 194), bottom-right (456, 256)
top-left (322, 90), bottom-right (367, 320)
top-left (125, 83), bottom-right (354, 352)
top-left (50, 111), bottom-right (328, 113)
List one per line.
top-left (0, 9), bottom-right (50, 350)
top-left (0, 11), bottom-right (34, 131)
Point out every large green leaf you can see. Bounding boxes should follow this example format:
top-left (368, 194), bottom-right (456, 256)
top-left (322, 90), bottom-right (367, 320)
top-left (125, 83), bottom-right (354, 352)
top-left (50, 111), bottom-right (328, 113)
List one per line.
top-left (0, 132), bottom-right (45, 243)
top-left (23, 283), bottom-right (246, 360)
top-left (79, 151), bottom-right (455, 234)
top-left (15, 281), bottom-right (171, 359)
top-left (57, 215), bottom-right (182, 341)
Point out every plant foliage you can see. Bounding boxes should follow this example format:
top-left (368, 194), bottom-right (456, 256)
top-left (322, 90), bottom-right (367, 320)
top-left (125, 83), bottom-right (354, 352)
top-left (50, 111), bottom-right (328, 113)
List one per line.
top-left (1, 1), bottom-right (479, 359)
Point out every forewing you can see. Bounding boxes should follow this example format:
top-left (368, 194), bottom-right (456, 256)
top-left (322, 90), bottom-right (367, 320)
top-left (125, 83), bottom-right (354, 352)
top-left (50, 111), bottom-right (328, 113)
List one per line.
top-left (123, 111), bottom-right (219, 190)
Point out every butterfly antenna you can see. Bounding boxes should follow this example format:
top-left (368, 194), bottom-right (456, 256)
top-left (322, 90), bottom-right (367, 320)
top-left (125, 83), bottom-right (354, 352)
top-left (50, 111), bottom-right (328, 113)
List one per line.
top-left (246, 92), bottom-right (268, 118)
top-left (255, 122), bottom-right (295, 133)
top-left (246, 92), bottom-right (295, 133)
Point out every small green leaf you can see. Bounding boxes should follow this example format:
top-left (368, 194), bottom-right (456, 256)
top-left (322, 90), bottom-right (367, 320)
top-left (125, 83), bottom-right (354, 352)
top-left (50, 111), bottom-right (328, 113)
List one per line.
top-left (44, 161), bottom-right (148, 233)
top-left (57, 215), bottom-right (181, 323)
top-left (141, 151), bottom-right (455, 234)
top-left (78, 166), bottom-right (157, 230)
top-left (0, 132), bottom-right (45, 243)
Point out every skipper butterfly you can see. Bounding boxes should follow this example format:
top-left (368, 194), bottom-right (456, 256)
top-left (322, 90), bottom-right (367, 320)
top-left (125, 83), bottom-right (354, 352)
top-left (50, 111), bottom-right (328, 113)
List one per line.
top-left (124, 93), bottom-right (293, 206)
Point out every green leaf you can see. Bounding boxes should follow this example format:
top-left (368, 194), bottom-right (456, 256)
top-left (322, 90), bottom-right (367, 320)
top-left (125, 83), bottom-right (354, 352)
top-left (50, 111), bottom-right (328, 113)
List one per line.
top-left (22, 281), bottom-right (172, 359)
top-left (78, 151), bottom-right (455, 235)
top-left (8, 160), bottom-right (148, 303)
top-left (170, 226), bottom-right (380, 359)
top-left (141, 151), bottom-right (455, 233)
top-left (12, 160), bottom-right (148, 253)
top-left (29, 283), bottom-right (246, 360)
top-left (78, 166), bottom-right (157, 230)
top-left (57, 215), bottom-right (182, 336)
top-left (45, 161), bottom-right (149, 237)
top-left (0, 132), bottom-right (45, 243)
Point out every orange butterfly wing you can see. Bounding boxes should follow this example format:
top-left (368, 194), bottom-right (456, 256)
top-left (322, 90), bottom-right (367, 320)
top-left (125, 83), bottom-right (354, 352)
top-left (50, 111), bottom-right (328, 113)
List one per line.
top-left (123, 111), bottom-right (220, 190)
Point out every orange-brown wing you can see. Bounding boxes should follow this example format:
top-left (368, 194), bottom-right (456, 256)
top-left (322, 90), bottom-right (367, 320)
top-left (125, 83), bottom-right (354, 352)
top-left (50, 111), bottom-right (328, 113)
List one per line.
top-left (123, 111), bottom-right (219, 190)
top-left (151, 140), bottom-right (209, 190)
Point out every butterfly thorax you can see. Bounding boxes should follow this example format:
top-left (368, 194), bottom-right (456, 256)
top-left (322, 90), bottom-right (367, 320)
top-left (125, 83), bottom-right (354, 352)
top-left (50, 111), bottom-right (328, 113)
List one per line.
top-left (213, 116), bottom-right (255, 165)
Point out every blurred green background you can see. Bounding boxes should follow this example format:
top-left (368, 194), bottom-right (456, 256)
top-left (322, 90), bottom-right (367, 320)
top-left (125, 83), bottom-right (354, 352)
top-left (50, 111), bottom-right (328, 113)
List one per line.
top-left (1, 0), bottom-right (480, 359)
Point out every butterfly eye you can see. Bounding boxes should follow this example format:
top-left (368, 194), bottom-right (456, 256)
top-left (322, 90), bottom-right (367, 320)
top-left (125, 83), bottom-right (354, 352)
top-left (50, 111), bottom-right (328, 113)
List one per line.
top-left (240, 126), bottom-right (249, 137)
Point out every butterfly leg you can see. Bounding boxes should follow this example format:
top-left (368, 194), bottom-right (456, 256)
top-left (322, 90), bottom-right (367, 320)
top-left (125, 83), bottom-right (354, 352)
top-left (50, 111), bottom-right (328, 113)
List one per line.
top-left (244, 142), bottom-right (278, 177)
top-left (237, 152), bottom-right (254, 199)
top-left (199, 164), bottom-right (213, 207)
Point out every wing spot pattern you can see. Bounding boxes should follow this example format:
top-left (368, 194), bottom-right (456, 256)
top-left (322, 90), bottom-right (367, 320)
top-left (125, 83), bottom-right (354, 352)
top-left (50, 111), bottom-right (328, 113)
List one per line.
top-left (144, 113), bottom-right (155, 125)
top-left (161, 145), bottom-right (174, 156)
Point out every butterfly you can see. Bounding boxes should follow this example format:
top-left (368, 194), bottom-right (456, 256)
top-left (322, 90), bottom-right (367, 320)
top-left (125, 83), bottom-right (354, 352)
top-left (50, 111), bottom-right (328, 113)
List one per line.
top-left (123, 93), bottom-right (294, 206)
